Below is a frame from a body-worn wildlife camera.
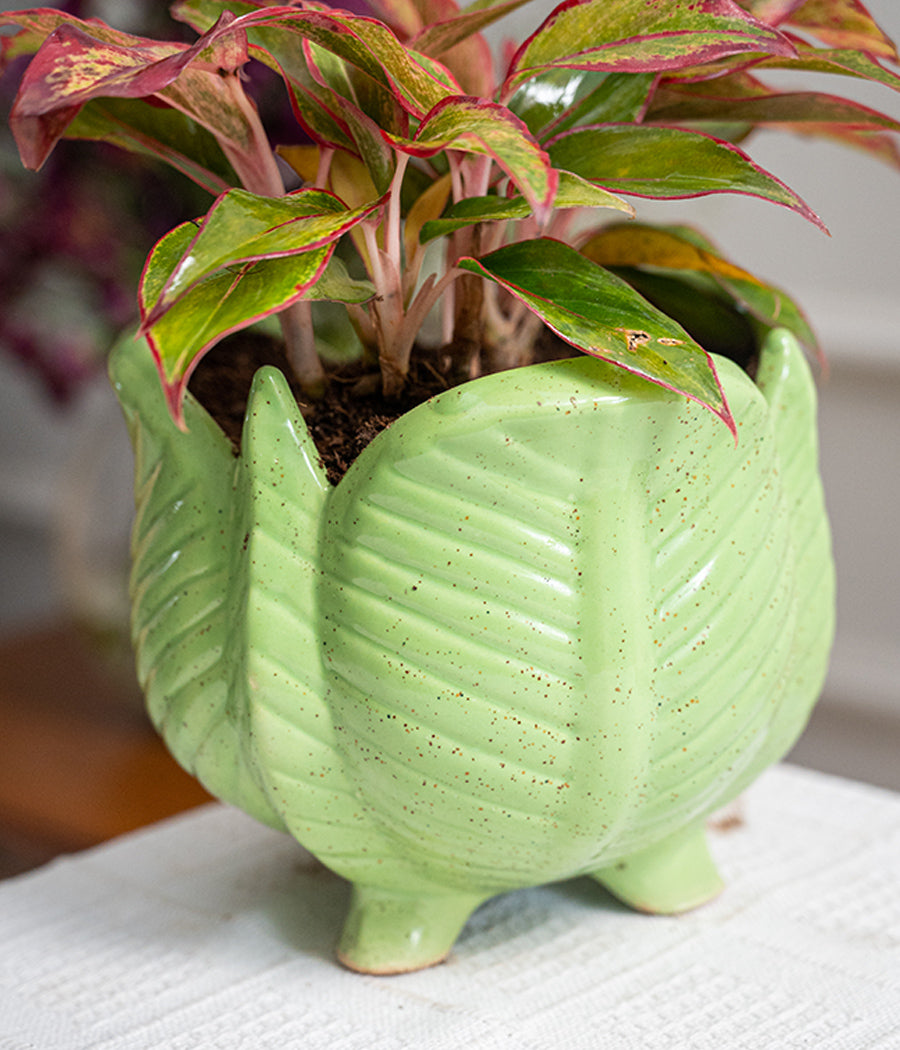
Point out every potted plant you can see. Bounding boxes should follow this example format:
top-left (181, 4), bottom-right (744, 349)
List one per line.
top-left (4, 0), bottom-right (897, 973)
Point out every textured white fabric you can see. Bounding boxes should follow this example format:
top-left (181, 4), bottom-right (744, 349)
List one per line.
top-left (1, 764), bottom-right (898, 1049)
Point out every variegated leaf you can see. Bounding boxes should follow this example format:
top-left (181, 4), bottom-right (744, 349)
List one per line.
top-left (144, 188), bottom-right (379, 326)
top-left (581, 222), bottom-right (818, 351)
top-left (502, 0), bottom-right (797, 96)
top-left (460, 237), bottom-right (735, 432)
top-left (546, 123), bottom-right (826, 229)
top-left (784, 0), bottom-right (898, 61)
top-left (384, 96), bottom-right (557, 219)
top-left (419, 172), bottom-right (631, 243)
top-left (174, 1), bottom-right (462, 119)
top-left (138, 220), bottom-right (327, 422)
top-left (7, 13), bottom-right (251, 171)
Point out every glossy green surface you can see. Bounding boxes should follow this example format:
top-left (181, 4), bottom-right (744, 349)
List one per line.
top-left (545, 124), bottom-right (823, 228)
top-left (110, 327), bottom-right (834, 973)
top-left (460, 238), bottom-right (734, 429)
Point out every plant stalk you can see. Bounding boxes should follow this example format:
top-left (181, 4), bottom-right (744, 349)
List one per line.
top-left (221, 70), bottom-right (326, 395)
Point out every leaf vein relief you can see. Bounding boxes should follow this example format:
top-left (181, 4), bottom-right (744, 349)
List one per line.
top-left (324, 610), bottom-right (578, 737)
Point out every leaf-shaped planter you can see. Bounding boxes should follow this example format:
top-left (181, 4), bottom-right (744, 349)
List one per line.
top-left (110, 327), bottom-right (833, 974)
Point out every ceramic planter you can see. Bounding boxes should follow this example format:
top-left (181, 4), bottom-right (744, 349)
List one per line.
top-left (110, 326), bottom-right (834, 974)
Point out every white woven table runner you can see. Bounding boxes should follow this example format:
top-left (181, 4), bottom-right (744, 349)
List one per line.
top-left (1, 763), bottom-right (898, 1049)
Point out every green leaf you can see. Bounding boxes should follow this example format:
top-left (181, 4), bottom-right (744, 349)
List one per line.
top-left (715, 272), bottom-right (817, 350)
top-left (581, 222), bottom-right (817, 351)
top-left (546, 123), bottom-right (826, 229)
top-left (7, 13), bottom-right (252, 171)
top-left (139, 222), bottom-right (332, 423)
top-left (502, 0), bottom-right (797, 96)
top-left (783, 0), bottom-right (898, 61)
top-left (173, 1), bottom-right (461, 119)
top-left (65, 96), bottom-right (238, 193)
top-left (459, 237), bottom-right (735, 433)
top-left (753, 44), bottom-right (900, 95)
top-left (249, 31), bottom-right (359, 152)
top-left (144, 188), bottom-right (381, 326)
top-left (509, 68), bottom-right (657, 141)
top-left (385, 96), bottom-right (557, 220)
top-left (420, 171), bottom-right (631, 242)
top-left (411, 0), bottom-right (530, 57)
top-left (421, 194), bottom-right (528, 242)
top-left (308, 256), bottom-right (377, 304)
top-left (608, 267), bottom-right (759, 365)
top-left (543, 72), bottom-right (657, 137)
top-left (647, 77), bottom-right (900, 132)
top-left (509, 67), bottom-right (608, 138)
top-left (303, 41), bottom-right (400, 190)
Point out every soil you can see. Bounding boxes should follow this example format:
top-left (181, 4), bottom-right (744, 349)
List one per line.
top-left (188, 322), bottom-right (752, 487)
top-left (189, 331), bottom-right (468, 485)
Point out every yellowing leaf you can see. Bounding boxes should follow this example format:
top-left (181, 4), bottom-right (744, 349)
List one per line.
top-left (404, 172), bottom-right (452, 261)
top-left (580, 224), bottom-right (763, 285)
top-left (277, 144), bottom-right (322, 184)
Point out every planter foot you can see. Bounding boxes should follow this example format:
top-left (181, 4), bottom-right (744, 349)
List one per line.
top-left (592, 821), bottom-right (724, 915)
top-left (337, 884), bottom-right (486, 974)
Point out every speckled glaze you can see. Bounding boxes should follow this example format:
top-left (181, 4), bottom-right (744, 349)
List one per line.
top-left (110, 327), bottom-right (834, 974)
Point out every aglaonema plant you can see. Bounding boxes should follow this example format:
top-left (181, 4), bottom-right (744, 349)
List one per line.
top-left (6, 0), bottom-right (893, 975)
top-left (3, 0), bottom-right (899, 438)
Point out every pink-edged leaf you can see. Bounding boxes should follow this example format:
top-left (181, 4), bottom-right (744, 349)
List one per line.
top-left (647, 75), bottom-right (900, 131)
top-left (8, 13), bottom-right (253, 171)
top-left (172, 0), bottom-right (362, 152)
top-left (276, 63), bottom-right (359, 153)
top-left (193, 3), bottom-right (461, 119)
top-left (786, 124), bottom-right (900, 170)
top-left (459, 236), bottom-right (736, 434)
top-left (502, 0), bottom-right (797, 97)
top-left (784, 0), bottom-right (899, 61)
top-left (419, 171), bottom-right (631, 243)
top-left (12, 13), bottom-right (243, 114)
top-left (139, 221), bottom-right (333, 426)
top-left (142, 187), bottom-right (381, 328)
top-left (384, 96), bottom-right (558, 221)
top-left (65, 97), bottom-right (238, 194)
top-left (0, 9), bottom-right (144, 67)
top-left (546, 122), bottom-right (827, 230)
top-left (411, 0), bottom-right (530, 57)
top-left (579, 221), bottom-right (818, 351)
top-left (737, 0), bottom-right (806, 23)
top-left (753, 42), bottom-right (900, 93)
top-left (305, 35), bottom-right (407, 156)
top-left (404, 0), bottom-right (495, 96)
top-left (8, 24), bottom-right (174, 168)
top-left (366, 0), bottom-right (423, 39)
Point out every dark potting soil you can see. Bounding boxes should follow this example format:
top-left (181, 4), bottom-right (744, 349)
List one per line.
top-left (189, 331), bottom-right (459, 486)
top-left (189, 323), bottom-right (755, 488)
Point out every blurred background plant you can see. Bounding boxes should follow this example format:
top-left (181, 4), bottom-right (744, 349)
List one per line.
top-left (0, 0), bottom-right (318, 644)
top-left (0, 0), bottom-right (320, 403)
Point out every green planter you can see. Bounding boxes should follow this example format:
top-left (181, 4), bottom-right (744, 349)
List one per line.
top-left (110, 326), bottom-right (833, 974)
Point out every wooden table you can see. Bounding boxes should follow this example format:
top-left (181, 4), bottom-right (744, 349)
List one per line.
top-left (0, 622), bottom-right (210, 877)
